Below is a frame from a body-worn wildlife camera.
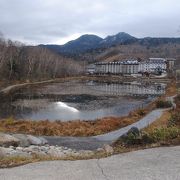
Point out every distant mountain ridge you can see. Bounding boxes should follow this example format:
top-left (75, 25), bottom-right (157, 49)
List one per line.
top-left (40, 34), bottom-right (103, 55)
top-left (100, 32), bottom-right (137, 46)
top-left (39, 32), bottom-right (180, 56)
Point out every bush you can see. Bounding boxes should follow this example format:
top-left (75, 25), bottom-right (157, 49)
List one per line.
top-left (168, 112), bottom-right (180, 127)
top-left (151, 127), bottom-right (180, 142)
top-left (121, 132), bottom-right (141, 145)
top-left (141, 133), bottom-right (155, 144)
top-left (5, 117), bottom-right (15, 125)
top-left (119, 127), bottom-right (180, 146)
top-left (137, 109), bottom-right (146, 116)
top-left (156, 100), bottom-right (172, 108)
top-left (121, 127), bottom-right (142, 145)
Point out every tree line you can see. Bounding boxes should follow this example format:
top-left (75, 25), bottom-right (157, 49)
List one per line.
top-left (0, 36), bottom-right (83, 81)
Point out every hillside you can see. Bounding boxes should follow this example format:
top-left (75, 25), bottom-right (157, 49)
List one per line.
top-left (87, 43), bottom-right (180, 61)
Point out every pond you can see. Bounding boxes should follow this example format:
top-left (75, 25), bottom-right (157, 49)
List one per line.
top-left (0, 80), bottom-right (166, 121)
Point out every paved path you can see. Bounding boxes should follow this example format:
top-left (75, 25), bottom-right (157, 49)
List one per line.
top-left (0, 146), bottom-right (180, 180)
top-left (45, 95), bottom-right (176, 150)
top-left (45, 108), bottom-right (166, 150)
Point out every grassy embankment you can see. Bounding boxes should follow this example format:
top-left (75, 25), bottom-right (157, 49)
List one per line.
top-left (113, 82), bottom-right (179, 153)
top-left (0, 109), bottom-right (150, 137)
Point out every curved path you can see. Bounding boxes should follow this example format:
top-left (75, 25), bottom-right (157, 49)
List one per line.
top-left (0, 79), bottom-right (56, 95)
top-left (0, 146), bottom-right (180, 180)
top-left (44, 108), bottom-right (167, 150)
top-left (44, 95), bottom-right (176, 150)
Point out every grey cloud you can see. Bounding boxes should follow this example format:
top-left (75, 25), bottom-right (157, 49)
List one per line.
top-left (0, 0), bottom-right (180, 44)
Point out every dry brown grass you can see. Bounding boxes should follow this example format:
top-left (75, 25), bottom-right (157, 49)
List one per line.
top-left (0, 107), bottom-right (151, 137)
top-left (165, 80), bottom-right (177, 96)
top-left (0, 150), bottom-right (112, 168)
top-left (144, 111), bottom-right (171, 133)
top-left (0, 156), bottom-right (37, 168)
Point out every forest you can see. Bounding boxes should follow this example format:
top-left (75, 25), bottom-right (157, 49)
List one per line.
top-left (0, 36), bottom-right (82, 81)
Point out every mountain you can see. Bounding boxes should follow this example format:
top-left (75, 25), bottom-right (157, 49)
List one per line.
top-left (100, 32), bottom-right (137, 47)
top-left (40, 32), bottom-right (136, 55)
top-left (138, 37), bottom-right (180, 46)
top-left (40, 34), bottom-right (103, 55)
top-left (40, 32), bottom-right (180, 60)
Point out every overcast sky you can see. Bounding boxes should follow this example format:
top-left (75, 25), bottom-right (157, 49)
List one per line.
top-left (0, 0), bottom-right (180, 45)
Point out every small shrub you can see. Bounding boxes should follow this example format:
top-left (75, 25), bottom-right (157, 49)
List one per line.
top-left (156, 100), bottom-right (172, 108)
top-left (121, 127), bottom-right (141, 145)
top-left (137, 109), bottom-right (146, 116)
top-left (5, 117), bottom-right (15, 125)
top-left (151, 127), bottom-right (180, 142)
top-left (168, 127), bottom-right (180, 139)
top-left (168, 112), bottom-right (180, 127)
top-left (119, 127), bottom-right (180, 146)
top-left (121, 133), bottom-right (139, 145)
top-left (141, 133), bottom-right (155, 144)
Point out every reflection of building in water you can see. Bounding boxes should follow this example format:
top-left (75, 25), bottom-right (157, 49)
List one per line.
top-left (88, 82), bottom-right (166, 97)
top-left (94, 58), bottom-right (176, 75)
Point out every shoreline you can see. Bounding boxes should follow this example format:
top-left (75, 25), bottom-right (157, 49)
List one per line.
top-left (0, 75), bottom-right (171, 96)
top-left (0, 77), bottom-right (175, 138)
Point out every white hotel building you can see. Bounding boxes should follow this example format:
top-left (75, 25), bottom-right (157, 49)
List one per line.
top-left (138, 58), bottom-right (167, 73)
top-left (94, 58), bottom-right (175, 75)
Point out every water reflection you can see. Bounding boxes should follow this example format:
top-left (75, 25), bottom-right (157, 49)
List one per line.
top-left (22, 100), bottom-right (147, 121)
top-left (55, 102), bottom-right (79, 113)
top-left (0, 81), bottom-right (166, 121)
top-left (87, 81), bottom-right (166, 96)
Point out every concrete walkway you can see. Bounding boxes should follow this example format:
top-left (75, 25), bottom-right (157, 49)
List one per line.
top-left (0, 146), bottom-right (180, 180)
top-left (45, 108), bottom-right (166, 150)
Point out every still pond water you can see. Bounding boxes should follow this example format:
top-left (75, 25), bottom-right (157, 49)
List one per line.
top-left (0, 81), bottom-right (166, 121)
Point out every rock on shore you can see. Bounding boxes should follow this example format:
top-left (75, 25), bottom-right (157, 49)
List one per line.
top-left (0, 133), bottom-right (113, 159)
top-left (0, 145), bottom-right (95, 159)
top-left (0, 133), bottom-right (20, 147)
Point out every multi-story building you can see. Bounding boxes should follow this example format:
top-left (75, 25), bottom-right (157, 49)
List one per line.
top-left (95, 60), bottom-right (139, 75)
top-left (121, 60), bottom-right (139, 74)
top-left (166, 58), bottom-right (176, 71)
top-left (138, 58), bottom-right (167, 73)
top-left (94, 58), bottom-right (175, 75)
